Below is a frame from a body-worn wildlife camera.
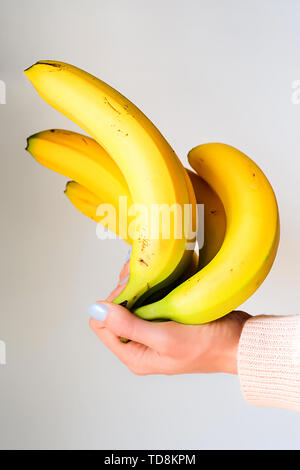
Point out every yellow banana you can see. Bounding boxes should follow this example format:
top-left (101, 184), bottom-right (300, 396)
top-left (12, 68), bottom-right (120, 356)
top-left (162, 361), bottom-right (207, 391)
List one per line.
top-left (26, 129), bottom-right (133, 244)
top-left (25, 61), bottom-right (195, 308)
top-left (134, 143), bottom-right (280, 324)
top-left (26, 129), bottom-right (131, 211)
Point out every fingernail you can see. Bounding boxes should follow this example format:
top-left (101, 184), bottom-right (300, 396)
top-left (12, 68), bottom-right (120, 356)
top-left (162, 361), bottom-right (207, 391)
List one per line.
top-left (120, 275), bottom-right (129, 287)
top-left (88, 303), bottom-right (108, 322)
top-left (125, 247), bottom-right (132, 263)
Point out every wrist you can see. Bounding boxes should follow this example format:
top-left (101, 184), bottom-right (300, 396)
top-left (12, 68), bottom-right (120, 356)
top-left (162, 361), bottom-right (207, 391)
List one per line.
top-left (222, 340), bottom-right (239, 374)
top-left (207, 340), bottom-right (238, 374)
top-left (212, 311), bottom-right (250, 374)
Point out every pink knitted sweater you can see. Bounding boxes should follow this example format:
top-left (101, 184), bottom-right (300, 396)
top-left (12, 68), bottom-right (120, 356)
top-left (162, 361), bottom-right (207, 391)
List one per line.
top-left (238, 315), bottom-right (300, 412)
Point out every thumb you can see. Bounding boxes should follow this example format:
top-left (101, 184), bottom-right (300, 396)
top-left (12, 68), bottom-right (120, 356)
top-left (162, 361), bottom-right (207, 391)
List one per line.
top-left (88, 301), bottom-right (169, 351)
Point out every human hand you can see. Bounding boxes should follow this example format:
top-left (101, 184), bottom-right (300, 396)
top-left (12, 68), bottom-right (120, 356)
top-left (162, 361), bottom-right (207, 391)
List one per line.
top-left (88, 250), bottom-right (250, 376)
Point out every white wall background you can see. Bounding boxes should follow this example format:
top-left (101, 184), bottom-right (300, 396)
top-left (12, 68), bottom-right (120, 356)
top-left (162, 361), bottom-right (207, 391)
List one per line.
top-left (1, 0), bottom-right (300, 449)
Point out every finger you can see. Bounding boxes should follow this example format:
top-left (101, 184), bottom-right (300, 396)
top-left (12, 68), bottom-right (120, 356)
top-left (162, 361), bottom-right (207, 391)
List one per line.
top-left (89, 318), bottom-right (157, 374)
top-left (90, 317), bottom-right (124, 350)
top-left (88, 301), bottom-right (174, 354)
top-left (89, 318), bottom-right (131, 362)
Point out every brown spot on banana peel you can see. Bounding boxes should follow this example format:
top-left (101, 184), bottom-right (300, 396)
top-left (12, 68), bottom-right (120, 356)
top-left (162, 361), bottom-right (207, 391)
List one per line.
top-left (104, 97), bottom-right (121, 115)
top-left (139, 258), bottom-right (149, 267)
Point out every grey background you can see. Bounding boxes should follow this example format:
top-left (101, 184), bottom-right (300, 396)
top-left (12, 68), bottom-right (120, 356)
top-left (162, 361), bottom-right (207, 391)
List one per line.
top-left (1, 0), bottom-right (300, 450)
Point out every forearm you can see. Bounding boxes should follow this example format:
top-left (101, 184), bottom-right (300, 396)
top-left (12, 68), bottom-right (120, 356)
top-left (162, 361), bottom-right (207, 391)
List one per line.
top-left (238, 315), bottom-right (300, 412)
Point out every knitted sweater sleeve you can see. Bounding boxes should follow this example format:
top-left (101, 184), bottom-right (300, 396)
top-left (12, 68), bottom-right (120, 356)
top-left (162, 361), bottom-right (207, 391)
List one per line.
top-left (238, 315), bottom-right (300, 412)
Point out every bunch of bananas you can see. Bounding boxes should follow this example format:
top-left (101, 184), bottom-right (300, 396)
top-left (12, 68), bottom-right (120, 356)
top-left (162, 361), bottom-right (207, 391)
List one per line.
top-left (25, 61), bottom-right (279, 324)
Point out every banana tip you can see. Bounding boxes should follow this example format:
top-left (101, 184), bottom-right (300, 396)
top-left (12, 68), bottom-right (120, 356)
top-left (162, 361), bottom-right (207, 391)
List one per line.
top-left (24, 65), bottom-right (32, 74)
top-left (64, 181), bottom-right (72, 193)
top-left (24, 61), bottom-right (62, 75)
top-left (24, 62), bottom-right (38, 74)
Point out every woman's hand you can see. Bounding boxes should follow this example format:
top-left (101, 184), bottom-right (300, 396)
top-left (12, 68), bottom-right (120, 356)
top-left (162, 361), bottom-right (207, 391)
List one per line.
top-left (88, 252), bottom-right (250, 376)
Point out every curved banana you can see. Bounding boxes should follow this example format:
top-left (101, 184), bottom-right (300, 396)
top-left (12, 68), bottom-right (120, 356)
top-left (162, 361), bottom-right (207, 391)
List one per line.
top-left (134, 143), bottom-right (280, 324)
top-left (26, 129), bottom-right (133, 244)
top-left (25, 61), bottom-right (195, 308)
top-left (26, 129), bottom-right (131, 210)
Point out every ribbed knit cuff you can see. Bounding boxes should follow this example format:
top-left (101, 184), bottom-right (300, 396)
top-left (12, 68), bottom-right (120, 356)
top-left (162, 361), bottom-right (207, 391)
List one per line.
top-left (238, 315), bottom-right (300, 412)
